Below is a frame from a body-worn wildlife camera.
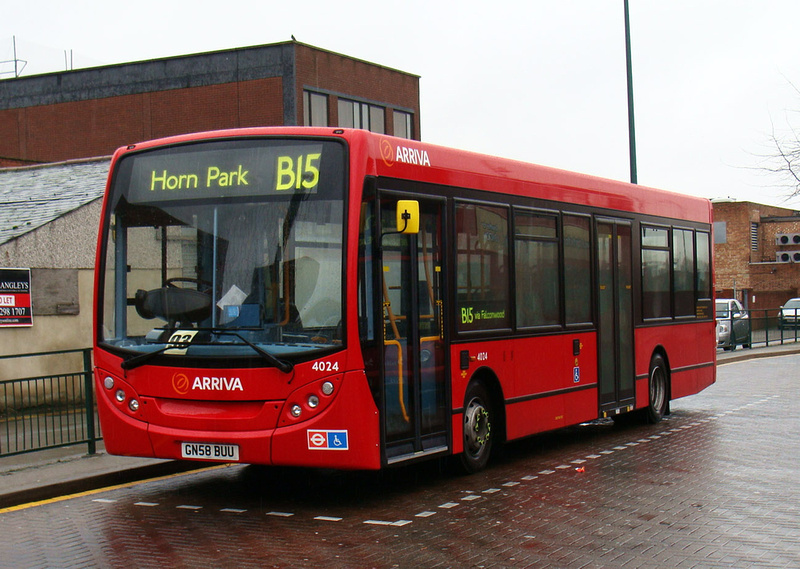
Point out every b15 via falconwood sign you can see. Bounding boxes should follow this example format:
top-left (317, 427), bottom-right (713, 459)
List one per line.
top-left (0, 268), bottom-right (33, 327)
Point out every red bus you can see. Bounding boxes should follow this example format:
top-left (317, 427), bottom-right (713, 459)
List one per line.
top-left (94, 127), bottom-right (715, 472)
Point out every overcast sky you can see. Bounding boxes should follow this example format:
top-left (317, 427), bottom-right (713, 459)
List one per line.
top-left (4, 1), bottom-right (800, 207)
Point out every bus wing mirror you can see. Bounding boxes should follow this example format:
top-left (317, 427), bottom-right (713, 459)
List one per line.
top-left (397, 200), bottom-right (420, 234)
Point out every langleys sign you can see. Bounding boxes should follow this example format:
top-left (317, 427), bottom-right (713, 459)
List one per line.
top-left (0, 268), bottom-right (32, 327)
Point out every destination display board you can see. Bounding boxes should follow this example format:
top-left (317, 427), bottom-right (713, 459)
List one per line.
top-left (123, 140), bottom-right (344, 204)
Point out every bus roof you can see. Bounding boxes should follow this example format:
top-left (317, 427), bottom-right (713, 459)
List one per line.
top-left (113, 127), bottom-right (712, 224)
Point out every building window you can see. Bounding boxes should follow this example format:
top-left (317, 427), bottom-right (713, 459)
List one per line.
top-left (393, 110), bottom-right (413, 139)
top-left (338, 99), bottom-right (385, 133)
top-left (303, 91), bottom-right (328, 127)
top-left (750, 222), bottom-right (759, 251)
top-left (713, 221), bottom-right (726, 244)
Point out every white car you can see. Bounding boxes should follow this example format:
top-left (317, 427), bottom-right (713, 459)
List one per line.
top-left (778, 298), bottom-right (800, 330)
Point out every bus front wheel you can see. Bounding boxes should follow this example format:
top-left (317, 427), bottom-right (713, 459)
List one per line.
top-left (460, 381), bottom-right (494, 473)
top-left (645, 354), bottom-right (669, 424)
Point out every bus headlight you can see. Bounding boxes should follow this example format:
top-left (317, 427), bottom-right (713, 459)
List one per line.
top-left (128, 399), bottom-right (140, 412)
top-left (308, 395), bottom-right (319, 408)
top-left (291, 404), bottom-right (302, 417)
top-left (321, 381), bottom-right (334, 396)
top-left (104, 376), bottom-right (115, 390)
top-left (115, 389), bottom-right (126, 402)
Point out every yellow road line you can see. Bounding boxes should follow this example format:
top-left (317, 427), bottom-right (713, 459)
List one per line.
top-left (0, 463), bottom-right (230, 514)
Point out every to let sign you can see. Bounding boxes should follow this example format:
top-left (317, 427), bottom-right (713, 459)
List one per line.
top-left (0, 268), bottom-right (33, 327)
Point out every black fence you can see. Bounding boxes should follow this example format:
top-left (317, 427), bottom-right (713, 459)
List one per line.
top-left (717, 307), bottom-right (800, 350)
top-left (0, 348), bottom-right (99, 457)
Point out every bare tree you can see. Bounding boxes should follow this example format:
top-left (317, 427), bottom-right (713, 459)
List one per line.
top-left (762, 81), bottom-right (800, 199)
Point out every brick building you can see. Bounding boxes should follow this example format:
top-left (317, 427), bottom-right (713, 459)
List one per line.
top-left (0, 41), bottom-right (420, 370)
top-left (0, 40), bottom-right (421, 167)
top-left (713, 200), bottom-right (800, 310)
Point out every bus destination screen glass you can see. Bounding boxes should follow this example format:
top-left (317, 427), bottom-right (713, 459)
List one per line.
top-left (100, 138), bottom-right (346, 364)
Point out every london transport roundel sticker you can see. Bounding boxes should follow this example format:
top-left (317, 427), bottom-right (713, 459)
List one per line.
top-left (307, 429), bottom-right (349, 450)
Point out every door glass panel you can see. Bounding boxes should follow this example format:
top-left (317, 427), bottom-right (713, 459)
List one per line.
top-left (418, 208), bottom-right (446, 437)
top-left (380, 216), bottom-right (413, 445)
top-left (597, 222), bottom-right (615, 404)
top-left (597, 221), bottom-right (634, 409)
top-left (616, 225), bottom-right (634, 398)
top-left (380, 198), bottom-right (447, 453)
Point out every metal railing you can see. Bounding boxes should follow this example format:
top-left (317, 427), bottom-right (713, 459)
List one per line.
top-left (0, 348), bottom-right (99, 457)
top-left (718, 308), bottom-right (800, 350)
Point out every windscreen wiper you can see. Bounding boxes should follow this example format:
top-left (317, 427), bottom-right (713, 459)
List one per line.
top-left (120, 331), bottom-right (294, 374)
top-left (215, 330), bottom-right (294, 374)
top-left (121, 344), bottom-right (179, 370)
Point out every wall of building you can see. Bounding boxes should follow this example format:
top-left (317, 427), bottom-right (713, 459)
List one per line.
top-left (0, 42), bottom-right (421, 166)
top-left (294, 44), bottom-right (421, 137)
top-left (713, 201), bottom-right (800, 311)
top-left (0, 201), bottom-right (101, 379)
top-left (0, 76), bottom-right (286, 164)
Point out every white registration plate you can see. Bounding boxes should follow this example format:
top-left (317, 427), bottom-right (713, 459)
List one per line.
top-left (181, 442), bottom-right (240, 462)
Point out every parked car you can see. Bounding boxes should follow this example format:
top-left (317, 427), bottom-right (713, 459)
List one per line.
top-left (778, 298), bottom-right (800, 329)
top-left (715, 299), bottom-right (750, 350)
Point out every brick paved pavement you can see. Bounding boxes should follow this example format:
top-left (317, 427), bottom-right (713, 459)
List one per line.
top-left (0, 354), bottom-right (797, 568)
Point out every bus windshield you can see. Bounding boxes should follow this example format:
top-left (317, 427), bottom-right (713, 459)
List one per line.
top-left (98, 138), bottom-right (346, 365)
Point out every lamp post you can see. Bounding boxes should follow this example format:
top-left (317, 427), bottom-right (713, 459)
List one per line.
top-left (624, 0), bottom-right (638, 184)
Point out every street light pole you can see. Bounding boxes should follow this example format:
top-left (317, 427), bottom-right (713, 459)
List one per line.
top-left (624, 0), bottom-right (638, 184)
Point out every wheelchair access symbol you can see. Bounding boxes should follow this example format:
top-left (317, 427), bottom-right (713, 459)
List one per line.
top-left (307, 429), bottom-right (349, 450)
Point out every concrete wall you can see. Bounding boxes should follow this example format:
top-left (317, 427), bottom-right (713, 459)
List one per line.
top-left (0, 201), bottom-right (100, 380)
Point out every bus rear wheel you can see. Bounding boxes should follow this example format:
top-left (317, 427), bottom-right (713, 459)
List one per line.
top-left (460, 381), bottom-right (494, 473)
top-left (645, 354), bottom-right (669, 424)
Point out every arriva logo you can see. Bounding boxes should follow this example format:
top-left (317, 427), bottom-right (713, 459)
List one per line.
top-left (172, 372), bottom-right (190, 395)
top-left (380, 139), bottom-right (431, 168)
top-left (192, 376), bottom-right (244, 392)
top-left (172, 372), bottom-right (243, 393)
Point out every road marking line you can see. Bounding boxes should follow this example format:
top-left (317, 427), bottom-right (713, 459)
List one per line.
top-left (0, 463), bottom-right (228, 514)
top-left (314, 516), bottom-right (343, 522)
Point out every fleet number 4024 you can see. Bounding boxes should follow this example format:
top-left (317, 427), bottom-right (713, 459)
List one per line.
top-left (312, 361), bottom-right (339, 372)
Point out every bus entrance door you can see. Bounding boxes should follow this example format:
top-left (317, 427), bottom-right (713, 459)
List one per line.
top-left (380, 196), bottom-right (449, 465)
top-left (596, 219), bottom-right (635, 416)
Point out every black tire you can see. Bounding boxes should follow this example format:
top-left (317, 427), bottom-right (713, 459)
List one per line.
top-left (645, 354), bottom-right (669, 424)
top-left (460, 381), bottom-right (494, 473)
